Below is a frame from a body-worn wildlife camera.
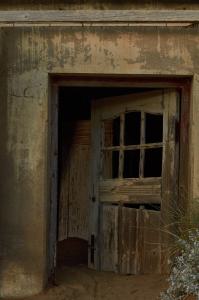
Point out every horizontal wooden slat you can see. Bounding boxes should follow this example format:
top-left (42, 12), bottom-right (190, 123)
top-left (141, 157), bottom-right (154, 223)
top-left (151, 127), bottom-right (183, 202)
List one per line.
top-left (0, 10), bottom-right (198, 24)
top-left (103, 142), bottom-right (163, 151)
top-left (99, 178), bottom-right (161, 203)
top-left (100, 193), bottom-right (161, 204)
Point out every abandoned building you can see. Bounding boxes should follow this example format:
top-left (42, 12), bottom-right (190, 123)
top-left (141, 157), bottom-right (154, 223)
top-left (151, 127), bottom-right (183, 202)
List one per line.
top-left (0, 1), bottom-right (199, 299)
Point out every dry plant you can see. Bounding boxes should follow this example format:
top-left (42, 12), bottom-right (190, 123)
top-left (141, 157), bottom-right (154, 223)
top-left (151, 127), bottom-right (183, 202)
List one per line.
top-left (159, 200), bottom-right (199, 300)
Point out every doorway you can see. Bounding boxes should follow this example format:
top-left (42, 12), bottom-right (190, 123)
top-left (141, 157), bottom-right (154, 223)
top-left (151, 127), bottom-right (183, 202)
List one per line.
top-left (53, 84), bottom-right (180, 276)
top-left (56, 87), bottom-right (154, 268)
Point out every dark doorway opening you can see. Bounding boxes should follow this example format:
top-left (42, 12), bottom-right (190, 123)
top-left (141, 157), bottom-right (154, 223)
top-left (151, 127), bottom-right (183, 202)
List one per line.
top-left (56, 86), bottom-right (157, 268)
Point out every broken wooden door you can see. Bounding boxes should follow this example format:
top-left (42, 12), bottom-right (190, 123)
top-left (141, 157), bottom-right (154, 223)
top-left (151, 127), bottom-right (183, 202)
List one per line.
top-left (89, 90), bottom-right (179, 274)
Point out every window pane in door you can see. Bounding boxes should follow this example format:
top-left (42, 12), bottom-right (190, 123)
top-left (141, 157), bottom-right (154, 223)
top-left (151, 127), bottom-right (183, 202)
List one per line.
top-left (104, 117), bottom-right (120, 147)
top-left (124, 112), bottom-right (141, 145)
top-left (144, 147), bottom-right (162, 177)
top-left (102, 150), bottom-right (119, 179)
top-left (145, 113), bottom-right (163, 144)
top-left (123, 150), bottom-right (140, 178)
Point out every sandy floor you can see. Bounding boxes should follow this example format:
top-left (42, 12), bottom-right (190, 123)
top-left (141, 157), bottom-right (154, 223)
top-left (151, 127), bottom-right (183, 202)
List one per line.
top-left (20, 266), bottom-right (167, 300)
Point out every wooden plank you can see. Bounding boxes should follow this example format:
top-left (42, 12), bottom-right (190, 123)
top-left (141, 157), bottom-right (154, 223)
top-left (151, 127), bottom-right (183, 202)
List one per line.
top-left (99, 178), bottom-right (161, 198)
top-left (67, 145), bottom-right (90, 239)
top-left (179, 83), bottom-right (190, 212)
top-left (58, 121), bottom-right (90, 241)
top-left (48, 85), bottom-right (58, 279)
top-left (0, 10), bottom-right (198, 23)
top-left (161, 90), bottom-right (179, 225)
top-left (52, 77), bottom-right (191, 89)
top-left (119, 207), bottom-right (138, 274)
top-left (102, 142), bottom-right (164, 151)
top-left (161, 89), bottom-right (179, 273)
top-left (99, 90), bottom-right (164, 120)
top-left (140, 209), bottom-right (162, 274)
top-left (99, 193), bottom-right (161, 204)
top-left (100, 204), bottom-right (119, 272)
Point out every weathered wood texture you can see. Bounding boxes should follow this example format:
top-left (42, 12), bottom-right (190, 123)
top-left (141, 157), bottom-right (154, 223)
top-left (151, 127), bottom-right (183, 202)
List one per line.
top-left (91, 89), bottom-right (178, 274)
top-left (58, 121), bottom-right (90, 241)
top-left (161, 90), bottom-right (179, 229)
top-left (1, 0), bottom-right (199, 10)
top-left (119, 207), bottom-right (138, 274)
top-left (179, 84), bottom-right (190, 212)
top-left (48, 85), bottom-right (59, 279)
top-left (100, 179), bottom-right (161, 204)
top-left (190, 74), bottom-right (199, 214)
top-left (100, 206), bottom-right (162, 274)
top-left (140, 210), bottom-right (162, 274)
top-left (0, 10), bottom-right (198, 24)
top-left (100, 204), bottom-right (119, 272)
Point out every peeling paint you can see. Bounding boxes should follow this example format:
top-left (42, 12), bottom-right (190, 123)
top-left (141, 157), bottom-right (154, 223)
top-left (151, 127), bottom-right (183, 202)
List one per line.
top-left (0, 10), bottom-right (199, 299)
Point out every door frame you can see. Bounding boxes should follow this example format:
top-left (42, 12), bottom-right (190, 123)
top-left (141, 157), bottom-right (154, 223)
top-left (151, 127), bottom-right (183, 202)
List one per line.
top-left (48, 74), bottom-right (191, 280)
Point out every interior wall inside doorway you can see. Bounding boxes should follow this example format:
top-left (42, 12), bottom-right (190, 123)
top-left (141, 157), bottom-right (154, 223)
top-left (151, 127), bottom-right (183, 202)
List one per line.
top-left (56, 86), bottom-right (157, 267)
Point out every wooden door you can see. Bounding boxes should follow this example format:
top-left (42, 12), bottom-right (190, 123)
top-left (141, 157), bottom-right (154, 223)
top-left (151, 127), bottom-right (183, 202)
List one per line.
top-left (89, 90), bottom-right (179, 274)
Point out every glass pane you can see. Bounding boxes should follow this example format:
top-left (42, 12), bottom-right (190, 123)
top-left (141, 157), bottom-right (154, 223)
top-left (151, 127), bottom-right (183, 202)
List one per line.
top-left (104, 117), bottom-right (120, 147)
top-left (144, 148), bottom-right (162, 177)
top-left (124, 112), bottom-right (141, 145)
top-left (102, 150), bottom-right (119, 179)
top-left (123, 150), bottom-right (140, 178)
top-left (145, 113), bottom-right (163, 144)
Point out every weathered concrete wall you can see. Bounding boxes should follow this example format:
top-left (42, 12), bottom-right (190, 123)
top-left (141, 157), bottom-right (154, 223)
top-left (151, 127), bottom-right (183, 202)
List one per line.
top-left (0, 0), bottom-right (199, 10)
top-left (0, 24), bottom-right (199, 298)
top-left (0, 28), bottom-right (49, 298)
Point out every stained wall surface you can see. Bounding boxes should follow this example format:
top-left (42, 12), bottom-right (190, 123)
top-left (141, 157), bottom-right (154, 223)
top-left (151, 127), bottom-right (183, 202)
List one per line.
top-left (0, 9), bottom-right (199, 298)
top-left (0, 0), bottom-right (199, 9)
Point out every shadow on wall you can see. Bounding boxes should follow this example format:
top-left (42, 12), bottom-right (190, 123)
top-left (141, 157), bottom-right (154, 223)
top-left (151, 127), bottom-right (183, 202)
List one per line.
top-left (57, 238), bottom-right (88, 267)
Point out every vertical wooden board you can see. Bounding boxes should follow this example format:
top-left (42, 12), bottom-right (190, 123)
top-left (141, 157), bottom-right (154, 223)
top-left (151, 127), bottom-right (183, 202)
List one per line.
top-left (119, 207), bottom-right (137, 274)
top-left (179, 84), bottom-right (190, 212)
top-left (48, 85), bottom-right (59, 277)
top-left (161, 90), bottom-right (179, 272)
top-left (100, 204), bottom-right (118, 272)
top-left (162, 90), bottom-right (179, 222)
top-left (58, 121), bottom-right (90, 241)
top-left (67, 144), bottom-right (90, 240)
top-left (58, 160), bottom-right (70, 240)
top-left (140, 209), bottom-right (162, 274)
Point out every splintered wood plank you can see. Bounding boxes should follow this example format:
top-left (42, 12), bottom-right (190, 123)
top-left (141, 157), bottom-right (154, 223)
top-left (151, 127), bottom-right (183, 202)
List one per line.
top-left (119, 207), bottom-right (138, 274)
top-left (100, 204), bottom-right (119, 272)
top-left (140, 209), bottom-right (162, 274)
